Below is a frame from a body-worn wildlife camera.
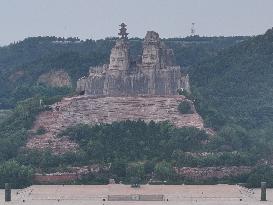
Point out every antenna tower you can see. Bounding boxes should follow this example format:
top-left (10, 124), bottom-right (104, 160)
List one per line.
top-left (191, 23), bottom-right (196, 36)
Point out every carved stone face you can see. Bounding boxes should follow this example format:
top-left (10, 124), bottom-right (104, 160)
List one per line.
top-left (109, 49), bottom-right (128, 70)
top-left (142, 47), bottom-right (159, 65)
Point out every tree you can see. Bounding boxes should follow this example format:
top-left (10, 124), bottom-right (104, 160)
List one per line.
top-left (154, 161), bottom-right (174, 180)
top-left (0, 160), bottom-right (33, 188)
top-left (247, 165), bottom-right (273, 187)
top-left (126, 162), bottom-right (145, 179)
top-left (110, 160), bottom-right (127, 178)
top-left (178, 101), bottom-right (193, 114)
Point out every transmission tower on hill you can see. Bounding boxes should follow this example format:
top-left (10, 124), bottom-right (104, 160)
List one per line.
top-left (191, 23), bottom-right (196, 36)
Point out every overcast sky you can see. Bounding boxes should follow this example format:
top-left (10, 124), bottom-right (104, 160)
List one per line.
top-left (0, 0), bottom-right (273, 46)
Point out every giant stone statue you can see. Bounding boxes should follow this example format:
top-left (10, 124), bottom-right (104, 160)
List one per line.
top-left (76, 24), bottom-right (190, 96)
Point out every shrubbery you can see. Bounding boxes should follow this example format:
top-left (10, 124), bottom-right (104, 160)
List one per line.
top-left (1, 33), bottom-right (272, 186)
top-left (0, 160), bottom-right (33, 188)
top-left (191, 28), bottom-right (273, 131)
top-left (247, 165), bottom-right (273, 188)
top-left (59, 121), bottom-right (208, 163)
top-left (178, 101), bottom-right (193, 114)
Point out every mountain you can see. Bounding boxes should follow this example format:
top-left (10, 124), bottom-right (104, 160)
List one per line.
top-left (191, 28), bottom-right (273, 130)
top-left (4, 34), bottom-right (269, 188)
top-left (0, 37), bottom-right (114, 108)
top-left (0, 36), bottom-right (247, 109)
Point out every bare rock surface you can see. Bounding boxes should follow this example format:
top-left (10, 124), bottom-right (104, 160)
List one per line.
top-left (38, 70), bottom-right (72, 88)
top-left (27, 95), bottom-right (205, 153)
top-left (175, 166), bottom-right (252, 180)
top-left (77, 30), bottom-right (190, 96)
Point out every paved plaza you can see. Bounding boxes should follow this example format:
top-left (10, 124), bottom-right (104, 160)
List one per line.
top-left (0, 184), bottom-right (272, 205)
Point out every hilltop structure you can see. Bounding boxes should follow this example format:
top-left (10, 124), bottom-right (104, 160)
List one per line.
top-left (77, 23), bottom-right (190, 96)
top-left (27, 25), bottom-right (210, 154)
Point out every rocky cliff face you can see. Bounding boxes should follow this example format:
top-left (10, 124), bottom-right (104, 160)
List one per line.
top-left (38, 70), bottom-right (72, 88)
top-left (27, 29), bottom-right (203, 154)
top-left (77, 31), bottom-right (189, 96)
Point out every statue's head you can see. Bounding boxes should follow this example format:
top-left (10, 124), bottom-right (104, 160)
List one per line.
top-left (142, 31), bottom-right (161, 66)
top-left (109, 39), bottom-right (129, 71)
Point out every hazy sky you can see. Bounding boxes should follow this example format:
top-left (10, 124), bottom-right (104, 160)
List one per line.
top-left (0, 0), bottom-right (273, 46)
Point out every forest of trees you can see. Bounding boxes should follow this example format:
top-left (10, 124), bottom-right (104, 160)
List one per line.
top-left (9, 119), bottom-right (271, 187)
top-left (191, 28), bottom-right (273, 130)
top-left (1, 30), bottom-right (273, 188)
top-left (0, 35), bottom-right (247, 109)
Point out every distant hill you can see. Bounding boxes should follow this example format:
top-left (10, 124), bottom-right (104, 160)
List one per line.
top-left (0, 37), bottom-right (114, 108)
top-left (191, 28), bottom-right (273, 130)
top-left (0, 36), bottom-right (247, 109)
top-left (4, 32), bottom-right (273, 188)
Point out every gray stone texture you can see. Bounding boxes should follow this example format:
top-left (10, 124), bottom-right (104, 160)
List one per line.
top-left (76, 31), bottom-right (189, 96)
top-left (38, 70), bottom-right (72, 88)
top-left (27, 95), bottom-right (205, 153)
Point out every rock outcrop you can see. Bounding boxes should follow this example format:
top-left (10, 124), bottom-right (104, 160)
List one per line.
top-left (27, 95), bottom-right (205, 153)
top-left (38, 70), bottom-right (72, 88)
top-left (76, 29), bottom-right (189, 96)
top-left (27, 25), bottom-right (207, 154)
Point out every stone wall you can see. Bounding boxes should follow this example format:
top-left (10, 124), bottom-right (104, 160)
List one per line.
top-left (33, 165), bottom-right (252, 184)
top-left (33, 164), bottom-right (109, 184)
top-left (34, 173), bottom-right (78, 184)
top-left (108, 195), bottom-right (164, 201)
top-left (78, 67), bottom-right (187, 96)
top-left (175, 166), bottom-right (252, 180)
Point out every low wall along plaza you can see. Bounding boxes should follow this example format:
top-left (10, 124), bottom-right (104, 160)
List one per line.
top-left (108, 194), bottom-right (164, 201)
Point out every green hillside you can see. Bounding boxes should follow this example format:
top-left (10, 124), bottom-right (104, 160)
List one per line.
top-left (0, 36), bottom-right (246, 109)
top-left (6, 34), bottom-right (273, 188)
top-left (191, 28), bottom-right (273, 130)
top-left (190, 28), bottom-right (273, 171)
top-left (0, 37), bottom-right (114, 108)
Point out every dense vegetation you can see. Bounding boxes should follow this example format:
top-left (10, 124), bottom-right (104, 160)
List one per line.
top-left (14, 121), bottom-right (208, 184)
top-left (189, 28), bottom-right (273, 186)
top-left (191, 28), bottom-right (273, 139)
top-left (0, 37), bottom-right (113, 108)
top-left (0, 161), bottom-right (33, 188)
top-left (0, 96), bottom-right (63, 188)
top-left (0, 36), bottom-right (247, 109)
top-left (178, 101), bottom-right (193, 114)
top-left (191, 28), bottom-right (273, 130)
top-left (2, 30), bottom-right (273, 187)
top-left (14, 120), bottom-right (265, 186)
top-left (60, 121), bottom-right (208, 162)
top-left (0, 97), bottom-right (41, 187)
top-left (17, 121), bottom-right (260, 184)
top-left (0, 109), bottom-right (11, 123)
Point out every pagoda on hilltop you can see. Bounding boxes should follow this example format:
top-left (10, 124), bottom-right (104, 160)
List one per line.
top-left (77, 23), bottom-right (190, 96)
top-left (118, 23), bottom-right (129, 39)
